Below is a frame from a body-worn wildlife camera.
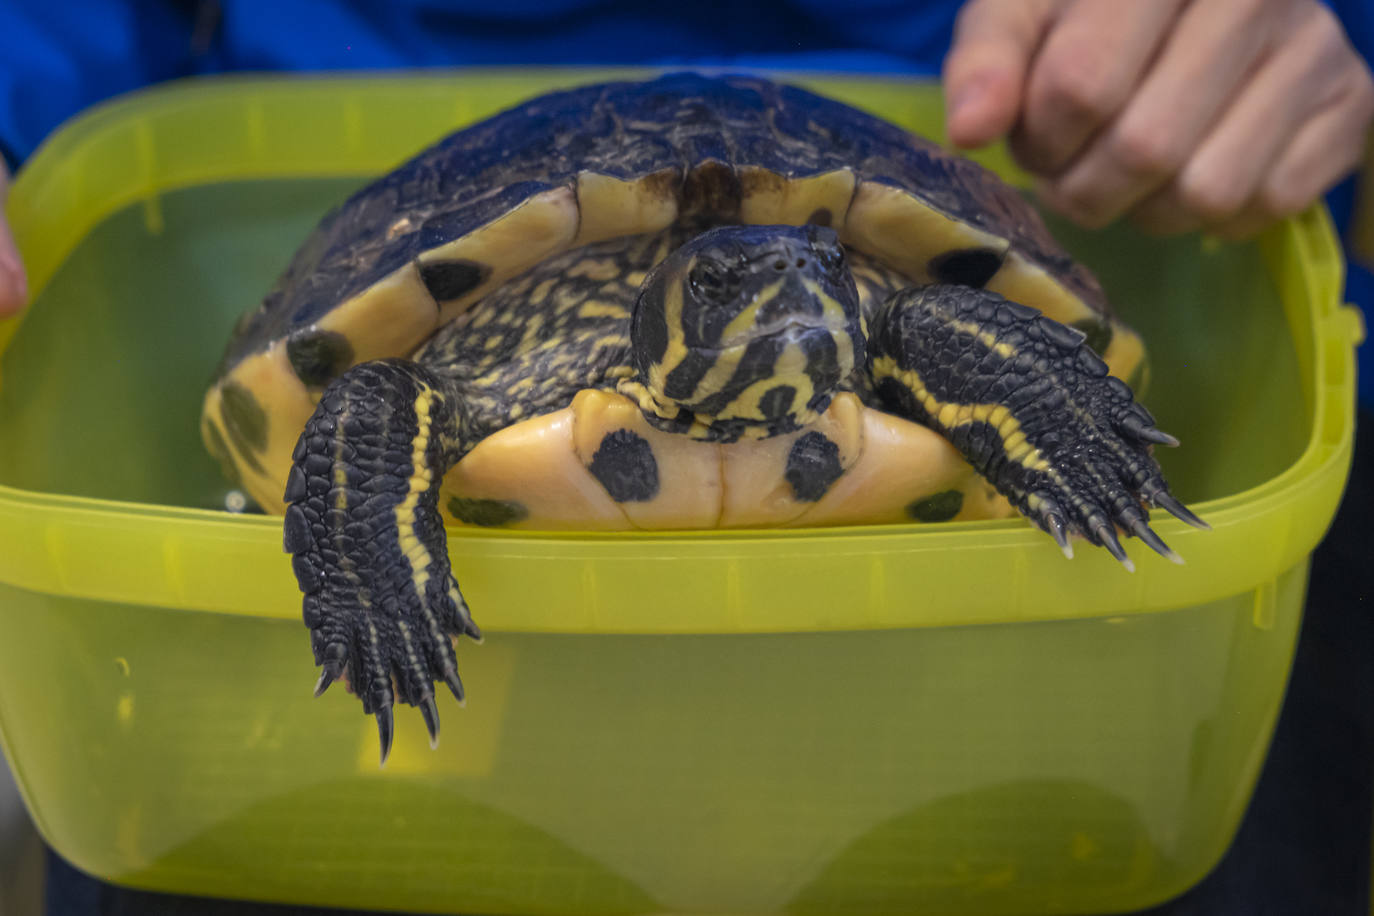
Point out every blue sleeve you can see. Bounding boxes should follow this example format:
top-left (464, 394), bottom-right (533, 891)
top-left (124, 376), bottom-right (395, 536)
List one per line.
top-left (0, 0), bottom-right (960, 168)
top-left (0, 0), bottom-right (202, 168)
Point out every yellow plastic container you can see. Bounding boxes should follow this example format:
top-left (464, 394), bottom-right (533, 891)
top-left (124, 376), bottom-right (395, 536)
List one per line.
top-left (0, 72), bottom-right (1361, 915)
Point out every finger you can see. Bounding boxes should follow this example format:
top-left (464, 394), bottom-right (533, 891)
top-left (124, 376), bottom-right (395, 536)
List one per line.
top-left (1215, 74), bottom-right (1374, 240)
top-left (1010, 0), bottom-right (1187, 175)
top-left (942, 0), bottom-right (1058, 149)
top-left (1127, 187), bottom-right (1205, 236)
top-left (0, 162), bottom-right (26, 317)
top-left (1039, 0), bottom-right (1285, 228)
top-left (1132, 3), bottom-right (1361, 235)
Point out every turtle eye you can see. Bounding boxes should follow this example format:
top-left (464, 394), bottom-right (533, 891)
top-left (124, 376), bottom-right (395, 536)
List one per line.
top-left (688, 258), bottom-right (738, 305)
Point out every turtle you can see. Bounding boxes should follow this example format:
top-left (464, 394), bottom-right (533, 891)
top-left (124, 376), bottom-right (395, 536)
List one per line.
top-left (201, 73), bottom-right (1205, 762)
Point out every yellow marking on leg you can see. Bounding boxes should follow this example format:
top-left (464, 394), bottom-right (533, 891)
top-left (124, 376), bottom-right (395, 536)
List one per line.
top-left (393, 386), bottom-right (448, 656)
top-left (394, 619), bottom-right (427, 688)
top-left (872, 355), bottom-right (1050, 473)
top-left (948, 318), bottom-right (1017, 359)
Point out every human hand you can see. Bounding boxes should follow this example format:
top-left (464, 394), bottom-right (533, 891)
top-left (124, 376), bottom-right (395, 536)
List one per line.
top-left (943, 0), bottom-right (1374, 238)
top-left (0, 160), bottom-right (26, 316)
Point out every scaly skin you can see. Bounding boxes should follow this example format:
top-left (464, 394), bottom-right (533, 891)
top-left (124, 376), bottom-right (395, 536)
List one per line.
top-left (869, 284), bottom-right (1205, 567)
top-left (283, 359), bottom-right (480, 763)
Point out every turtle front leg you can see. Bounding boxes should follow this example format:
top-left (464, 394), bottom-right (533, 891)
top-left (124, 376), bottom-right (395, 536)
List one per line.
top-left (284, 358), bottom-right (481, 763)
top-left (869, 284), bottom-right (1206, 567)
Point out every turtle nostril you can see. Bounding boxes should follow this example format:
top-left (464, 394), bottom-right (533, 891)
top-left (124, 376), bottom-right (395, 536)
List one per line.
top-left (795, 258), bottom-right (806, 268)
top-left (773, 260), bottom-right (787, 271)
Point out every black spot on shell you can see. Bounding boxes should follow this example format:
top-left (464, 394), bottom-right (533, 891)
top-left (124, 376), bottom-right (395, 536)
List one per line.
top-left (219, 381), bottom-right (268, 474)
top-left (588, 429), bottom-right (660, 502)
top-left (420, 259), bottom-right (491, 302)
top-left (447, 496), bottom-right (529, 527)
top-left (906, 489), bottom-right (964, 522)
top-left (287, 328), bottom-right (355, 388)
top-left (786, 431), bottom-right (844, 502)
top-left (758, 385), bottom-right (797, 422)
top-left (1070, 317), bottom-right (1115, 356)
top-left (806, 208), bottom-right (833, 227)
top-left (928, 248), bottom-right (1005, 288)
top-left (202, 420), bottom-right (242, 487)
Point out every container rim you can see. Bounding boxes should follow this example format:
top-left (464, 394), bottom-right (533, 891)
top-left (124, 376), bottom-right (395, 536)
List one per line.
top-left (0, 71), bottom-right (1360, 633)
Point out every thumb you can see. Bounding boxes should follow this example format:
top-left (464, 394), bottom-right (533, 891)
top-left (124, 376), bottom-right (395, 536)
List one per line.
top-left (943, 0), bottom-right (1058, 149)
top-left (0, 161), bottom-right (27, 318)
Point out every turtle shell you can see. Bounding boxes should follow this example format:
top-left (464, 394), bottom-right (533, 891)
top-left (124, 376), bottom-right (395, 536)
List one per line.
top-left (202, 73), bottom-right (1145, 513)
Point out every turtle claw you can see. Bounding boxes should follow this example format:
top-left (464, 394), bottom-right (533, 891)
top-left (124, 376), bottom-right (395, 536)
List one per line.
top-left (444, 668), bottom-right (466, 705)
top-left (1090, 519), bottom-right (1135, 572)
top-left (1142, 428), bottom-right (1181, 448)
top-left (1129, 517), bottom-right (1183, 564)
top-left (1153, 490), bottom-right (1210, 530)
top-left (420, 695), bottom-right (441, 749)
top-left (1118, 406), bottom-right (1181, 448)
top-left (314, 667), bottom-right (339, 698)
top-left (376, 704), bottom-right (395, 767)
top-left (1038, 506), bottom-right (1074, 559)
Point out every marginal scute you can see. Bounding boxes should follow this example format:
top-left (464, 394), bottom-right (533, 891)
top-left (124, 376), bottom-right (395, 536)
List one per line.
top-left (201, 419), bottom-right (241, 487)
top-left (738, 168), bottom-right (856, 232)
top-left (419, 259), bottom-right (490, 302)
top-left (982, 251), bottom-right (1096, 327)
top-left (219, 381), bottom-right (269, 457)
top-left (286, 327), bottom-right (356, 388)
top-left (207, 346), bottom-right (317, 514)
top-left (419, 185), bottom-right (581, 324)
top-left (844, 180), bottom-right (1011, 283)
top-left (928, 248), bottom-right (1005, 289)
top-left (312, 262), bottom-right (438, 369)
top-left (573, 169), bottom-right (681, 245)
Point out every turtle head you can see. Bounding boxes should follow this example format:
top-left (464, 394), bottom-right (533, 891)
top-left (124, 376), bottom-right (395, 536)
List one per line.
top-left (625, 224), bottom-right (864, 439)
